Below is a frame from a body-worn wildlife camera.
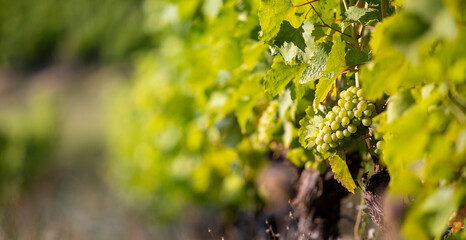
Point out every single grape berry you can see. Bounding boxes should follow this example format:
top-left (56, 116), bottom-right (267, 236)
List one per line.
top-left (344, 102), bottom-right (353, 110)
top-left (357, 101), bottom-right (367, 111)
top-left (324, 133), bottom-right (332, 143)
top-left (338, 99), bottom-right (346, 107)
top-left (348, 124), bottom-right (357, 134)
top-left (323, 126), bottom-right (331, 134)
top-left (343, 129), bottom-right (351, 137)
top-left (316, 136), bottom-right (324, 145)
top-left (317, 145), bottom-right (322, 152)
top-left (376, 140), bottom-right (385, 150)
top-left (331, 121), bottom-right (340, 130)
top-left (363, 110), bottom-right (372, 117)
top-left (336, 130), bottom-right (344, 139)
top-left (357, 89), bottom-right (364, 98)
top-left (322, 143), bottom-right (330, 152)
top-left (354, 109), bottom-right (363, 118)
top-left (339, 110), bottom-right (347, 118)
top-left (342, 117), bottom-right (350, 126)
top-left (362, 118), bottom-right (372, 127)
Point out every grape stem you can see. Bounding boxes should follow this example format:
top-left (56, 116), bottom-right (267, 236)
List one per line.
top-left (345, 62), bottom-right (368, 69)
top-left (309, 4), bottom-right (353, 39)
top-left (293, 0), bottom-right (320, 8)
top-left (381, 0), bottom-right (388, 19)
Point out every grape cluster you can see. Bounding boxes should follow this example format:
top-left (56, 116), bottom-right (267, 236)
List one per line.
top-left (315, 86), bottom-right (375, 153)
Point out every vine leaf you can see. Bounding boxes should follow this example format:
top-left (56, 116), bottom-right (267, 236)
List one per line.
top-left (299, 42), bottom-right (333, 84)
top-left (322, 32), bottom-right (346, 78)
top-left (345, 49), bottom-right (368, 67)
top-left (344, 6), bottom-right (380, 25)
top-left (328, 154), bottom-right (357, 193)
top-left (258, 0), bottom-right (307, 44)
top-left (312, 78), bottom-right (333, 111)
top-left (264, 55), bottom-right (303, 97)
top-left (311, 33), bottom-right (345, 111)
top-left (275, 20), bottom-right (316, 63)
top-left (298, 106), bottom-right (322, 148)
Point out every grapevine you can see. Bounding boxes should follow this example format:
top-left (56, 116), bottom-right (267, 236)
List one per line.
top-left (105, 0), bottom-right (466, 239)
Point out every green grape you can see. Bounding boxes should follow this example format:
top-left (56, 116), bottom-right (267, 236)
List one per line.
top-left (363, 110), bottom-right (372, 117)
top-left (344, 95), bottom-right (352, 101)
top-left (357, 101), bottom-right (367, 111)
top-left (377, 140), bottom-right (385, 150)
top-left (374, 149), bottom-right (381, 155)
top-left (317, 132), bottom-right (323, 139)
top-left (323, 126), bottom-right (331, 134)
top-left (318, 122), bottom-right (325, 129)
top-left (338, 99), bottom-right (346, 107)
top-left (329, 143), bottom-right (337, 148)
top-left (352, 98), bottom-right (358, 105)
top-left (339, 91), bottom-right (346, 99)
top-left (328, 112), bottom-right (336, 121)
top-left (354, 109), bottom-right (363, 118)
top-left (316, 136), bottom-right (324, 145)
top-left (353, 118), bottom-right (361, 126)
top-left (362, 118), bottom-right (372, 126)
top-left (332, 106), bottom-right (341, 113)
top-left (347, 111), bottom-right (354, 119)
top-left (348, 124), bottom-right (357, 133)
top-left (322, 143), bottom-right (330, 152)
top-left (341, 117), bottom-right (350, 126)
top-left (357, 89), bottom-right (364, 98)
top-left (368, 103), bottom-right (375, 111)
top-left (335, 116), bottom-right (341, 123)
top-left (331, 133), bottom-right (338, 141)
top-left (331, 121), bottom-right (340, 130)
top-left (339, 110), bottom-right (347, 118)
top-left (343, 129), bottom-right (350, 137)
top-left (324, 133), bottom-right (332, 143)
top-left (336, 130), bottom-right (344, 139)
top-left (317, 145), bottom-right (322, 152)
top-left (344, 102), bottom-right (353, 110)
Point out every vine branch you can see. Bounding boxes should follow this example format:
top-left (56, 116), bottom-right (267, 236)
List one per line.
top-left (309, 3), bottom-right (353, 39)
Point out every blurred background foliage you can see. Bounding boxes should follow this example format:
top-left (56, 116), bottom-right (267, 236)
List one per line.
top-left (0, 0), bottom-right (149, 69)
top-left (0, 0), bottom-right (465, 239)
top-left (0, 0), bottom-right (271, 238)
top-left (104, 0), bottom-right (270, 223)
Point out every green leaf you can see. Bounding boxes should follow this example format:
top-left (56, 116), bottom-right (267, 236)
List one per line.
top-left (313, 78), bottom-right (334, 112)
top-left (328, 154), bottom-right (357, 193)
top-left (234, 75), bottom-right (265, 132)
top-left (264, 55), bottom-right (302, 97)
top-left (345, 49), bottom-right (368, 67)
top-left (298, 106), bottom-right (322, 148)
top-left (258, 0), bottom-right (307, 44)
top-left (322, 33), bottom-right (346, 78)
top-left (299, 42), bottom-right (333, 84)
top-left (287, 148), bottom-right (309, 167)
top-left (386, 89), bottom-right (415, 123)
top-left (274, 21), bottom-right (306, 52)
top-left (384, 12), bottom-right (430, 49)
top-left (276, 20), bottom-right (317, 63)
top-left (344, 6), bottom-right (380, 25)
top-left (258, 0), bottom-right (292, 44)
top-left (311, 33), bottom-right (345, 111)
